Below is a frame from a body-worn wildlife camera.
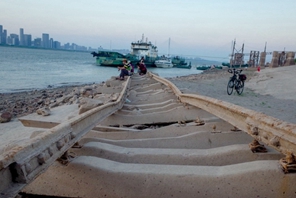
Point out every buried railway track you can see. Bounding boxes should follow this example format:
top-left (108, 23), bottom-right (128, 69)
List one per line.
top-left (1, 72), bottom-right (296, 198)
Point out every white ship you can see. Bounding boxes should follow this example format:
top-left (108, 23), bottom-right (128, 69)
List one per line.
top-left (155, 56), bottom-right (174, 68)
top-left (155, 38), bottom-right (173, 68)
top-left (130, 34), bottom-right (158, 67)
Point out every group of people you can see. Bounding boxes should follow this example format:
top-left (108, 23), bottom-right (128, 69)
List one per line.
top-left (117, 57), bottom-right (147, 80)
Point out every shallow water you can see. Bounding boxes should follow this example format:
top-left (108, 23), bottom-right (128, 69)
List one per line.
top-left (0, 46), bottom-right (201, 93)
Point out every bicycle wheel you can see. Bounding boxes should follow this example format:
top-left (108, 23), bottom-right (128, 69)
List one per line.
top-left (236, 80), bottom-right (244, 95)
top-left (227, 79), bottom-right (234, 95)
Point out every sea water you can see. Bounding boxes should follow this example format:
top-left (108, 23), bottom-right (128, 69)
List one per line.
top-left (0, 46), bottom-right (202, 93)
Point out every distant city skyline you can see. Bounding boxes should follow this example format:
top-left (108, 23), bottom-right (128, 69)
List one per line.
top-left (0, 24), bottom-right (98, 51)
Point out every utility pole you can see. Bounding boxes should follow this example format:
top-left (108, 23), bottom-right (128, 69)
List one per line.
top-left (240, 43), bottom-right (244, 68)
top-left (230, 39), bottom-right (236, 67)
top-left (168, 38), bottom-right (171, 57)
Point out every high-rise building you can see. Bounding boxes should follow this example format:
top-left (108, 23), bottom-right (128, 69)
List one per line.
top-left (42, 33), bottom-right (49, 48)
top-left (8, 34), bottom-right (19, 45)
top-left (2, 29), bottom-right (7, 44)
top-left (20, 28), bottom-right (24, 46)
top-left (53, 41), bottom-right (61, 49)
top-left (24, 34), bottom-right (32, 47)
top-left (0, 25), bottom-right (3, 44)
top-left (49, 38), bottom-right (54, 49)
top-left (33, 38), bottom-right (42, 47)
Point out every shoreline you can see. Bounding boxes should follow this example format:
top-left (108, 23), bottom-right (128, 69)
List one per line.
top-left (1, 67), bottom-right (295, 124)
top-left (0, 83), bottom-right (98, 119)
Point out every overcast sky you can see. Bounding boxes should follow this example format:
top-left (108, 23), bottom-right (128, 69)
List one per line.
top-left (1, 0), bottom-right (295, 61)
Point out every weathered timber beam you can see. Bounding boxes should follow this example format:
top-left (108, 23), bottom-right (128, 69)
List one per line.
top-left (149, 72), bottom-right (296, 156)
top-left (0, 78), bottom-right (131, 198)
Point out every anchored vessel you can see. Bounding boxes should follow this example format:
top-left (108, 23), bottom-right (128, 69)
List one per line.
top-left (1, 73), bottom-right (296, 198)
top-left (91, 34), bottom-right (158, 67)
top-left (129, 34), bottom-right (158, 67)
top-left (91, 51), bottom-right (127, 67)
top-left (172, 56), bottom-right (192, 69)
top-left (155, 56), bottom-right (174, 68)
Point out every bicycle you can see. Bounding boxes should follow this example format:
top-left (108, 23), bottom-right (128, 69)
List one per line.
top-left (227, 68), bottom-right (246, 95)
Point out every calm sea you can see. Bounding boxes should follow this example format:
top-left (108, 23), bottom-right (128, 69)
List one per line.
top-left (0, 46), bottom-right (202, 93)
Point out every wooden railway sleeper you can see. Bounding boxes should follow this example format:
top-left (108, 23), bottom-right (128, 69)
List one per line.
top-left (280, 151), bottom-right (296, 173)
top-left (249, 139), bottom-right (268, 153)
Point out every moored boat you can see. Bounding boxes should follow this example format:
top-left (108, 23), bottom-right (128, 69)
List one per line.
top-left (128, 34), bottom-right (158, 67)
top-left (91, 51), bottom-right (130, 67)
top-left (155, 56), bottom-right (173, 68)
top-left (172, 56), bottom-right (192, 69)
top-left (196, 65), bottom-right (211, 70)
top-left (222, 62), bottom-right (249, 68)
top-left (91, 34), bottom-right (158, 67)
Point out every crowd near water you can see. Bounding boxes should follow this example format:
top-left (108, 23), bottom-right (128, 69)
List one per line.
top-left (0, 46), bottom-right (202, 93)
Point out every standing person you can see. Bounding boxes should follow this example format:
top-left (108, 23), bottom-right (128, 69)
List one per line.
top-left (117, 59), bottom-right (131, 80)
top-left (140, 56), bottom-right (146, 67)
top-left (137, 62), bottom-right (147, 75)
top-left (129, 61), bottom-right (134, 75)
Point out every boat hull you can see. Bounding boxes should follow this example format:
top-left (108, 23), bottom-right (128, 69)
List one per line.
top-left (96, 57), bottom-right (125, 67)
top-left (92, 51), bottom-right (128, 67)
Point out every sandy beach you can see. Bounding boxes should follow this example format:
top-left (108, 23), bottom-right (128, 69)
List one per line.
top-left (0, 66), bottom-right (295, 124)
top-left (169, 66), bottom-right (296, 124)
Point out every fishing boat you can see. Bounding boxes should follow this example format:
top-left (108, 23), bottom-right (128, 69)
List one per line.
top-left (2, 73), bottom-right (296, 198)
top-left (172, 56), bottom-right (192, 69)
top-left (155, 56), bottom-right (173, 68)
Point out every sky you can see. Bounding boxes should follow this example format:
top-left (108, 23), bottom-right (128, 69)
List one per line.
top-left (1, 0), bottom-right (296, 62)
